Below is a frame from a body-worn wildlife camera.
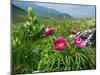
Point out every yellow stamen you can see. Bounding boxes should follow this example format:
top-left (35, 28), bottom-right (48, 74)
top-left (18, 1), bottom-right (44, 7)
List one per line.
top-left (57, 43), bottom-right (63, 48)
top-left (76, 40), bottom-right (80, 44)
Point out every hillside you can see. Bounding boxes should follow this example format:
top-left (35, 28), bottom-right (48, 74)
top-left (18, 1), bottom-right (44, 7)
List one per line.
top-left (12, 4), bottom-right (27, 24)
top-left (12, 1), bottom-right (73, 19)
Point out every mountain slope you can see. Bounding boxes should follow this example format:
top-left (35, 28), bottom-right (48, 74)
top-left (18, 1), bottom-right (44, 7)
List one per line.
top-left (12, 1), bottom-right (73, 19)
top-left (12, 4), bottom-right (27, 24)
top-left (12, 4), bottom-right (27, 15)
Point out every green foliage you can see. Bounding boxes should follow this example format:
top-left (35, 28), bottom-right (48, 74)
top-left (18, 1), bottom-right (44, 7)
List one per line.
top-left (12, 6), bottom-right (96, 74)
top-left (12, 7), bottom-right (45, 74)
top-left (37, 38), bottom-right (96, 72)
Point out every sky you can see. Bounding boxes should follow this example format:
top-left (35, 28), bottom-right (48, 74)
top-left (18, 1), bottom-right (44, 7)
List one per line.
top-left (35, 3), bottom-right (96, 18)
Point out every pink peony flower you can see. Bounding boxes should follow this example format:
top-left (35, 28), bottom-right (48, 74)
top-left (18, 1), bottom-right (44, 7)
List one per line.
top-left (73, 36), bottom-right (86, 48)
top-left (53, 37), bottom-right (67, 51)
top-left (72, 30), bottom-right (77, 35)
top-left (44, 27), bottom-right (54, 36)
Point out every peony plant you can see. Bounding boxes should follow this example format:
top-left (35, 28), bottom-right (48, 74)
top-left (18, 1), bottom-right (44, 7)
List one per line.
top-left (38, 27), bottom-right (95, 72)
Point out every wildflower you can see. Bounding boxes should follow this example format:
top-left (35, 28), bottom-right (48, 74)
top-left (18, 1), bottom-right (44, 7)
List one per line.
top-left (73, 36), bottom-right (86, 48)
top-left (72, 30), bottom-right (77, 35)
top-left (53, 37), bottom-right (67, 51)
top-left (44, 27), bottom-right (54, 36)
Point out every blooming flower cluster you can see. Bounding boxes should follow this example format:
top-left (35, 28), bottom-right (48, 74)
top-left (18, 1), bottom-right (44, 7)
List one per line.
top-left (44, 27), bottom-right (86, 51)
top-left (73, 36), bottom-right (86, 48)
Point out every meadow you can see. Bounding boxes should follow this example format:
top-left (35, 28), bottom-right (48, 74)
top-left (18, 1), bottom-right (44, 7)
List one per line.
top-left (12, 7), bottom-right (96, 74)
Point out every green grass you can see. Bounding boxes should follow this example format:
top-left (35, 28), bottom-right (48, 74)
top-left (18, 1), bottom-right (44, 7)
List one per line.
top-left (12, 11), bottom-right (96, 74)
